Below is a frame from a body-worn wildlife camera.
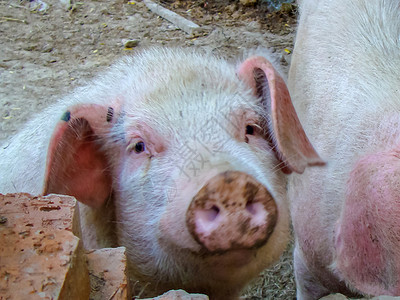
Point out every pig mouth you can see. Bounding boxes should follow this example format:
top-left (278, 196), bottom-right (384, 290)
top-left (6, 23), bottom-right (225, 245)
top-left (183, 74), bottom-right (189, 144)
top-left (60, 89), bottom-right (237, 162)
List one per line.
top-left (193, 232), bottom-right (272, 257)
top-left (199, 248), bottom-right (258, 268)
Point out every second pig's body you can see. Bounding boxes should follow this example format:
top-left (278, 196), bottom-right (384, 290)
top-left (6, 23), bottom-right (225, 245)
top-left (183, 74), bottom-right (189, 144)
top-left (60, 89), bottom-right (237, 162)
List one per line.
top-left (289, 0), bottom-right (400, 298)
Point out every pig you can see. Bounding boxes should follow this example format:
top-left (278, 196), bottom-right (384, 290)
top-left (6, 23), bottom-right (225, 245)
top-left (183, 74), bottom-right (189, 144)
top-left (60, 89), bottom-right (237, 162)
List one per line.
top-left (0, 47), bottom-right (322, 299)
top-left (288, 0), bottom-right (400, 298)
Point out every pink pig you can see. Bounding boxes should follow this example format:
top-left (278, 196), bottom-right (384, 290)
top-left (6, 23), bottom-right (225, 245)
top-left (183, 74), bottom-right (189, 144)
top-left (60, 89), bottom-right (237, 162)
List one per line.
top-left (288, 0), bottom-right (400, 298)
top-left (0, 48), bottom-right (322, 299)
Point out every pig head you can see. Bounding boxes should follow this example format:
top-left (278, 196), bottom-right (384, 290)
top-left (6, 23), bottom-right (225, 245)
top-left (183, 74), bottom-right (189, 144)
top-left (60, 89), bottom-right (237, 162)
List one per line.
top-left (0, 48), bottom-right (322, 299)
top-left (288, 0), bottom-right (400, 299)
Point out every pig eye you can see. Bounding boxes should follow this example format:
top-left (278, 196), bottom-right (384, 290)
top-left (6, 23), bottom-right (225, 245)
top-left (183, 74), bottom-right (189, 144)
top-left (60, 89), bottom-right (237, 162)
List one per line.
top-left (127, 140), bottom-right (146, 154)
top-left (245, 124), bottom-right (263, 144)
top-left (133, 141), bottom-right (145, 153)
top-left (246, 125), bottom-right (255, 135)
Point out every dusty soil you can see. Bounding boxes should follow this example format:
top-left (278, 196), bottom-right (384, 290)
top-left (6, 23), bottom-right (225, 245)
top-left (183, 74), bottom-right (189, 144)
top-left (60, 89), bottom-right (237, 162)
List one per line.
top-left (0, 0), bottom-right (297, 299)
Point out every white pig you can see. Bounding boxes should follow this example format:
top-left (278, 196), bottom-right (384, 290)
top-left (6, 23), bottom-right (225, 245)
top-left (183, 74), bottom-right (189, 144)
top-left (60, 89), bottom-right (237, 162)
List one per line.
top-left (288, 0), bottom-right (400, 298)
top-left (0, 47), bottom-right (322, 299)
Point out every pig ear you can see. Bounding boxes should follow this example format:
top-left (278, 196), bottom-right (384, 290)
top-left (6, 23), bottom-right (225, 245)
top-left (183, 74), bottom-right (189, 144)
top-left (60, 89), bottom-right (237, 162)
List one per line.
top-left (43, 103), bottom-right (119, 208)
top-left (238, 56), bottom-right (324, 174)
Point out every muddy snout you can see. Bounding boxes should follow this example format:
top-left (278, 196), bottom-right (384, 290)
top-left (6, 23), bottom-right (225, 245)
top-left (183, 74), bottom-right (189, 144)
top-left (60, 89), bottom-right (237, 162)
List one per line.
top-left (186, 171), bottom-right (277, 253)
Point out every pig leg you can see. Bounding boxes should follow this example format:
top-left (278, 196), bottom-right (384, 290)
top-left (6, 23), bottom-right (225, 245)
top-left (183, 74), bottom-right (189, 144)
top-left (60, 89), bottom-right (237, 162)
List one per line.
top-left (293, 245), bottom-right (330, 300)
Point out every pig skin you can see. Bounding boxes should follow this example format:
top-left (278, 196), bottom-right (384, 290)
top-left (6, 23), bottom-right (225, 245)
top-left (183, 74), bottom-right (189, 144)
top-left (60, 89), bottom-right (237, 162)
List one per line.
top-left (288, 0), bottom-right (400, 298)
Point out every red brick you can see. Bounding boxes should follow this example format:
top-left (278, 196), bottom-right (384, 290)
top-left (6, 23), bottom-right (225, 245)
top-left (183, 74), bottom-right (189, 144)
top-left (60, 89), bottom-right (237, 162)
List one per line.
top-left (0, 193), bottom-right (89, 300)
top-left (87, 247), bottom-right (130, 300)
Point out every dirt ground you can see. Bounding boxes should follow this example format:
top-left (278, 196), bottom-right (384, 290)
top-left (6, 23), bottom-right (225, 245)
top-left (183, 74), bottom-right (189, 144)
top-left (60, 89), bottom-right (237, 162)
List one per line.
top-left (0, 0), bottom-right (297, 298)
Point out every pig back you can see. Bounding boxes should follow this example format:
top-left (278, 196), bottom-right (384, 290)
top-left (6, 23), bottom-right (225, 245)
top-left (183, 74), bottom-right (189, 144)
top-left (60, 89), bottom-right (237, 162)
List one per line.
top-left (0, 103), bottom-right (64, 194)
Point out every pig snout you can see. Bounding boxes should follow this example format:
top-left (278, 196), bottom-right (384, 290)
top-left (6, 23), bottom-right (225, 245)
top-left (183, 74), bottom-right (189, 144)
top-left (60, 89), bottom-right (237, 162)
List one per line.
top-left (186, 171), bottom-right (277, 253)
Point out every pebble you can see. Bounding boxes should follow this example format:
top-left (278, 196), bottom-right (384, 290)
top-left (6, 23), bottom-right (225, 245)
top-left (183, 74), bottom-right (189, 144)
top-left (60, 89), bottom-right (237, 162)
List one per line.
top-left (123, 39), bottom-right (140, 48)
top-left (240, 0), bottom-right (257, 6)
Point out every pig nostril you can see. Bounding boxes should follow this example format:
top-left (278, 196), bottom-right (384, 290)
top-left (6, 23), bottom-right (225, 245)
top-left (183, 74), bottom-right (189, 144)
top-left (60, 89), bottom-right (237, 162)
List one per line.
top-left (207, 205), bottom-right (220, 222)
top-left (246, 201), bottom-right (256, 215)
top-left (194, 205), bottom-right (221, 235)
top-left (245, 201), bottom-right (268, 225)
top-left (196, 205), bottom-right (220, 224)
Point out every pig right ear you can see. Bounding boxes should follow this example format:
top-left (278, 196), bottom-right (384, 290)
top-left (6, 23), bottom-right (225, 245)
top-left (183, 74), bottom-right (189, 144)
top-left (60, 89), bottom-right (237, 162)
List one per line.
top-left (43, 103), bottom-right (118, 208)
top-left (238, 56), bottom-right (325, 174)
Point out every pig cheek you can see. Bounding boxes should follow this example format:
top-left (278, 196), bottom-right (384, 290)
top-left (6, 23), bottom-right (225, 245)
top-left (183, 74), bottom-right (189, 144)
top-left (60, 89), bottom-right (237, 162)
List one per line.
top-left (158, 192), bottom-right (202, 253)
top-left (113, 151), bottom-right (152, 203)
top-left (247, 136), bottom-right (278, 168)
top-left (250, 134), bottom-right (293, 175)
top-left (115, 147), bottom-right (150, 179)
top-left (335, 151), bottom-right (400, 295)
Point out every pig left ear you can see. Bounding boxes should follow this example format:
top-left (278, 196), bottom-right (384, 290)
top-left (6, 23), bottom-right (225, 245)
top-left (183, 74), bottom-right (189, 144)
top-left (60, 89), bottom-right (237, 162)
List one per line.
top-left (43, 103), bottom-right (118, 208)
top-left (238, 56), bottom-right (324, 174)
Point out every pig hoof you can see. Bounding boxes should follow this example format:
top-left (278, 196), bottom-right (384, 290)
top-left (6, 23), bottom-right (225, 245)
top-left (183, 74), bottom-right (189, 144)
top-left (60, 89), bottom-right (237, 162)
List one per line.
top-left (186, 171), bottom-right (277, 253)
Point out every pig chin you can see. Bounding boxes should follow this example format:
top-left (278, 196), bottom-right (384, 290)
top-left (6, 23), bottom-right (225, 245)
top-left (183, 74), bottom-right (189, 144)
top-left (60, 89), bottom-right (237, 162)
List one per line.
top-left (198, 248), bottom-right (262, 270)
